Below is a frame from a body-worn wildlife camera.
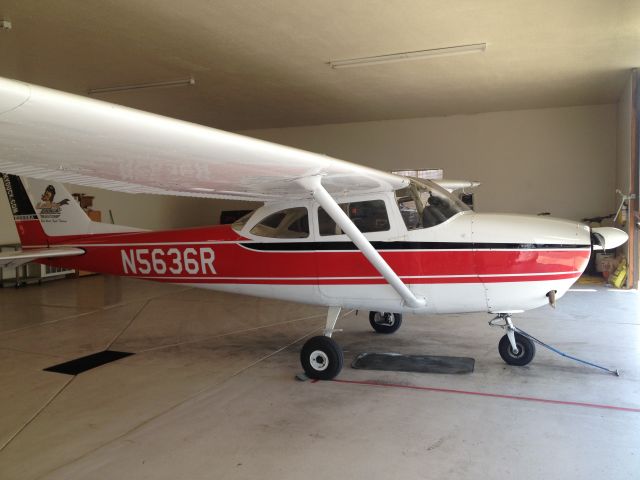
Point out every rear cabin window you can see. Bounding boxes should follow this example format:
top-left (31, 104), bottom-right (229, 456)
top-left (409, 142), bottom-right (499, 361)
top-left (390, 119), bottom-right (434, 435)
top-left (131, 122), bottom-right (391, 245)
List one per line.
top-left (318, 200), bottom-right (390, 236)
top-left (250, 207), bottom-right (309, 238)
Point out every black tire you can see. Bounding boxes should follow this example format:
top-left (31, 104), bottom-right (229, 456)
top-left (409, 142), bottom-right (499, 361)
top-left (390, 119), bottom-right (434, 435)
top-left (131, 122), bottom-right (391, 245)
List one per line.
top-left (369, 311), bottom-right (403, 334)
top-left (300, 336), bottom-right (344, 380)
top-left (498, 332), bottom-right (536, 366)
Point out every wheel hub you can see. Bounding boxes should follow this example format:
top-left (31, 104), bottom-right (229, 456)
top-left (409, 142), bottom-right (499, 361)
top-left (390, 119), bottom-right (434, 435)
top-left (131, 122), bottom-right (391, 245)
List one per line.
top-left (374, 312), bottom-right (395, 326)
top-left (509, 343), bottom-right (525, 359)
top-left (309, 350), bottom-right (329, 371)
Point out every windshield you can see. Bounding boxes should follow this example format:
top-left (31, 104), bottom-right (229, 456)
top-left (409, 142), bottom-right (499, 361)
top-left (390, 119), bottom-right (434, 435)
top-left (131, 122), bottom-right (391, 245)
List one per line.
top-left (395, 178), bottom-right (469, 230)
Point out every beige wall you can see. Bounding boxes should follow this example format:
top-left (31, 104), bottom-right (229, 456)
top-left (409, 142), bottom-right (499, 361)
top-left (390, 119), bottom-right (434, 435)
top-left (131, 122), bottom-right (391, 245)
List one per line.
top-left (0, 183), bottom-right (256, 245)
top-left (62, 187), bottom-right (256, 231)
top-left (243, 104), bottom-right (618, 221)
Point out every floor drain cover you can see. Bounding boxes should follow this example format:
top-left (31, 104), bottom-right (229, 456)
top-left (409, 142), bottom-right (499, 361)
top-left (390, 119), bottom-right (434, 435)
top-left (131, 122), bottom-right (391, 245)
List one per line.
top-left (352, 352), bottom-right (474, 374)
top-left (44, 350), bottom-right (135, 375)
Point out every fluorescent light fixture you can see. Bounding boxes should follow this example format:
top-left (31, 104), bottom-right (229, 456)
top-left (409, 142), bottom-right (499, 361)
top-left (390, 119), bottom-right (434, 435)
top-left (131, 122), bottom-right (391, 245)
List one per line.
top-left (88, 77), bottom-right (195, 95)
top-left (191, 187), bottom-right (216, 192)
top-left (329, 43), bottom-right (487, 69)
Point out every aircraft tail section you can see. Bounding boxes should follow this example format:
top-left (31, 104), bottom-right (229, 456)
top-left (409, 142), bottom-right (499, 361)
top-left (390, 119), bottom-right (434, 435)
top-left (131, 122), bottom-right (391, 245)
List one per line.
top-left (1, 174), bottom-right (141, 246)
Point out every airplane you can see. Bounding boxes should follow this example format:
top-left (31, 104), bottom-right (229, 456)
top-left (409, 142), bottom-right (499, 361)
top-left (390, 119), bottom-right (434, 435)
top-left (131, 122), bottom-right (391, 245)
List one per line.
top-left (0, 76), bottom-right (629, 380)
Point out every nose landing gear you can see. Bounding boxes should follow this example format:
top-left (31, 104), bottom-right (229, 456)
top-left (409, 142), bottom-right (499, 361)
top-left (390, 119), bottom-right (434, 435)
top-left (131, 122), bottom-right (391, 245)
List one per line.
top-left (489, 314), bottom-right (536, 366)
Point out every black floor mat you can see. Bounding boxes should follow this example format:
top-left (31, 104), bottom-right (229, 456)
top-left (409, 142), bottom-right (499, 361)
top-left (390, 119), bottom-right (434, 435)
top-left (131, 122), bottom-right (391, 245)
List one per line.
top-left (352, 352), bottom-right (474, 374)
top-left (44, 350), bottom-right (134, 375)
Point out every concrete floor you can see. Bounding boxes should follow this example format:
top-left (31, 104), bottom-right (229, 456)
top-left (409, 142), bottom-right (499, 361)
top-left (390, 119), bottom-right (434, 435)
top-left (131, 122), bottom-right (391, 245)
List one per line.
top-left (0, 276), bottom-right (638, 479)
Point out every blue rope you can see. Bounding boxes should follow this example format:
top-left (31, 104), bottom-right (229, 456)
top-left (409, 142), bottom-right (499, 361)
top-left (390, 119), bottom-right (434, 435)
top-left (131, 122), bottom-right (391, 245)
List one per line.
top-left (514, 327), bottom-right (619, 376)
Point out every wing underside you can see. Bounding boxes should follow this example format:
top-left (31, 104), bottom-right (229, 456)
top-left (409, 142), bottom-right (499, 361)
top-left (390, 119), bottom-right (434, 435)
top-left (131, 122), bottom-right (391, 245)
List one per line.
top-left (0, 77), bottom-right (407, 201)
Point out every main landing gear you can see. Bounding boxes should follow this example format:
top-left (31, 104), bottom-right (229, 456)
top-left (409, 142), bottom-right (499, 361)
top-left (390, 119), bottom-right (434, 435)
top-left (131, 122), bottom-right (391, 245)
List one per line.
top-left (300, 308), bottom-right (405, 380)
top-left (489, 313), bottom-right (536, 366)
top-left (369, 311), bottom-right (403, 334)
top-left (300, 306), bottom-right (344, 380)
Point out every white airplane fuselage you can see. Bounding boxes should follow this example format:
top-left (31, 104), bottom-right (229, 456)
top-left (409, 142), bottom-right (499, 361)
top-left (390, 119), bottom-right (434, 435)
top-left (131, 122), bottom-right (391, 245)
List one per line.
top-left (34, 189), bottom-right (592, 316)
top-left (204, 208), bottom-right (591, 315)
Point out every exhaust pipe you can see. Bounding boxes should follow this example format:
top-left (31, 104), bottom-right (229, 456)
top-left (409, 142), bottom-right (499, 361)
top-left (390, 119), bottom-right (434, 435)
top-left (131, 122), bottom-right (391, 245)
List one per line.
top-left (546, 290), bottom-right (557, 308)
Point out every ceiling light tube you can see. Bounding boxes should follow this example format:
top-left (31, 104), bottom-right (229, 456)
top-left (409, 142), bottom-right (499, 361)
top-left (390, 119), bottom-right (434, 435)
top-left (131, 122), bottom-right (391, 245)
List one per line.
top-left (329, 43), bottom-right (487, 69)
top-left (88, 77), bottom-right (195, 95)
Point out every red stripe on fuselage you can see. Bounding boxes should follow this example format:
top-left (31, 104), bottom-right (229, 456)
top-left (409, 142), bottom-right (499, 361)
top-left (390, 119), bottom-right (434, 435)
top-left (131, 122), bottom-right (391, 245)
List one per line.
top-left (131, 272), bottom-right (582, 285)
top-left (38, 224), bottom-right (591, 286)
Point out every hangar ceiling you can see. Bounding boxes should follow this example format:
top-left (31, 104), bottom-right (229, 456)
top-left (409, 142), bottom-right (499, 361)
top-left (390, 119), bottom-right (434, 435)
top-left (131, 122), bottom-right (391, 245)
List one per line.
top-left (0, 0), bottom-right (639, 130)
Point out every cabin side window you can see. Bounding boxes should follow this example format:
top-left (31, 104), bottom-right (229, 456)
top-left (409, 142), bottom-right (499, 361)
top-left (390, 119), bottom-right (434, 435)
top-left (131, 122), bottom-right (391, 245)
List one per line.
top-left (318, 200), bottom-right (390, 236)
top-left (231, 210), bottom-right (255, 232)
top-left (250, 207), bottom-right (309, 238)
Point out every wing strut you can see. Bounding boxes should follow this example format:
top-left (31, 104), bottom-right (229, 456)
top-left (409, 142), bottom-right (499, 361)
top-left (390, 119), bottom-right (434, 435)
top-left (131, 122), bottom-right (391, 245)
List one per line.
top-left (298, 176), bottom-right (426, 309)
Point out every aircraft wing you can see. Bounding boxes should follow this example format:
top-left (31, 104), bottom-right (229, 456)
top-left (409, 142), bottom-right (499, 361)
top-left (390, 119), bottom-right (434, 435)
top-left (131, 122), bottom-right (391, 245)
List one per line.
top-left (0, 77), bottom-right (407, 201)
top-left (434, 180), bottom-right (481, 192)
top-left (0, 247), bottom-right (84, 269)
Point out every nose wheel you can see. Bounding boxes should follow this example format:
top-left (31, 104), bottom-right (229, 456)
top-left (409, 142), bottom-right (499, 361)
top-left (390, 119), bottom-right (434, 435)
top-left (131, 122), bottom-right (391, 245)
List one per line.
top-left (498, 332), bottom-right (536, 366)
top-left (490, 314), bottom-right (536, 366)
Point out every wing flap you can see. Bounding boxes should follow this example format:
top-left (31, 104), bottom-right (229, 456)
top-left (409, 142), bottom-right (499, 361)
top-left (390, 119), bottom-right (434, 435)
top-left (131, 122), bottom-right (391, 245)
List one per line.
top-left (0, 77), bottom-right (407, 200)
top-left (0, 247), bottom-right (84, 269)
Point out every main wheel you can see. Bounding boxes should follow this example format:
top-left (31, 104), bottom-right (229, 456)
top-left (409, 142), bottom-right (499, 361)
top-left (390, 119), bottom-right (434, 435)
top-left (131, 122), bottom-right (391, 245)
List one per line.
top-left (369, 311), bottom-right (403, 334)
top-left (300, 336), bottom-right (344, 380)
top-left (498, 332), bottom-right (536, 366)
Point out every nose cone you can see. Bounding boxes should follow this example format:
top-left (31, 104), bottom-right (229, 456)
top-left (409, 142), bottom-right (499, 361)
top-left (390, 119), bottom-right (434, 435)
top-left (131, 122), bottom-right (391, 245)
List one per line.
top-left (591, 227), bottom-right (628, 250)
